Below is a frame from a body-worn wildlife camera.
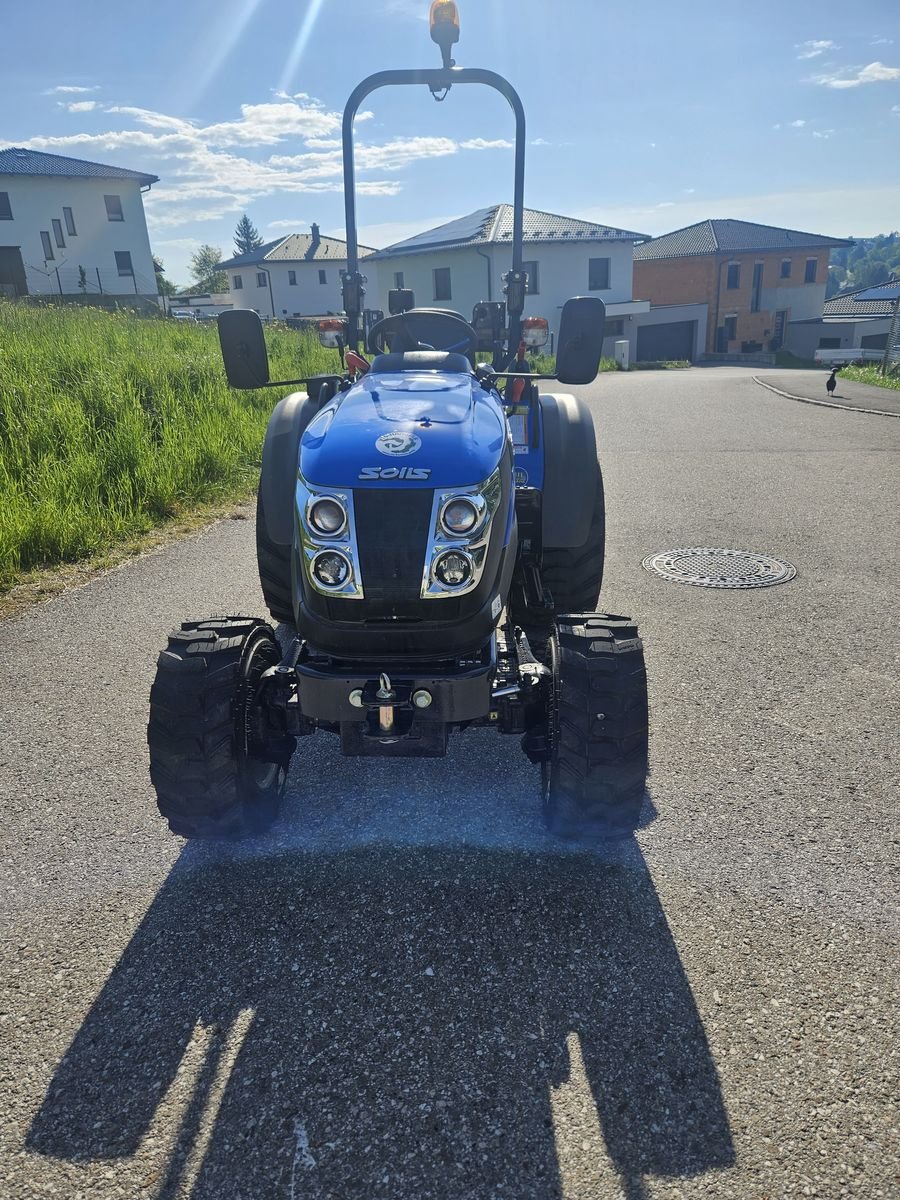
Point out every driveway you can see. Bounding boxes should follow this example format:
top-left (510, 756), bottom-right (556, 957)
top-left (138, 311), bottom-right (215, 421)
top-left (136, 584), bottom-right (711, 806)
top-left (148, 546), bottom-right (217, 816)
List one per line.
top-left (1, 366), bottom-right (897, 1199)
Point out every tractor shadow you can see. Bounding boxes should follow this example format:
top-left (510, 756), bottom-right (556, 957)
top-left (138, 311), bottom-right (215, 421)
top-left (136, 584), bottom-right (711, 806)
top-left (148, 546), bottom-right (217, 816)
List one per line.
top-left (27, 743), bottom-right (732, 1199)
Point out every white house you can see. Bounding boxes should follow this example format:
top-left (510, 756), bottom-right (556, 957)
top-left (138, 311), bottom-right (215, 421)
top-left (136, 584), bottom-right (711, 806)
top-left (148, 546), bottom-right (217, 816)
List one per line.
top-left (0, 147), bottom-right (159, 303)
top-left (784, 279), bottom-right (899, 361)
top-left (366, 205), bottom-right (651, 350)
top-left (220, 225), bottom-right (378, 320)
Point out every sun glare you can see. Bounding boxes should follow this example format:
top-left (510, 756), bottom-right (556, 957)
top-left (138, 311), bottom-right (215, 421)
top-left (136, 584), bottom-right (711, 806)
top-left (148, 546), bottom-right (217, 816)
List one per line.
top-left (279, 0), bottom-right (329, 95)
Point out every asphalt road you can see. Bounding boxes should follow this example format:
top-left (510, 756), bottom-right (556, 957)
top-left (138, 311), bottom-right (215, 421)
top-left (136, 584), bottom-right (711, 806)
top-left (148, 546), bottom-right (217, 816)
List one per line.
top-left (1, 366), bottom-right (897, 1200)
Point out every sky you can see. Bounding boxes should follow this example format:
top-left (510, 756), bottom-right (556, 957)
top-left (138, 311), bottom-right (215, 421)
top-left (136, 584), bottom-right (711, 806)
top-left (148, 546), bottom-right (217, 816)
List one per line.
top-left (2, 0), bottom-right (898, 288)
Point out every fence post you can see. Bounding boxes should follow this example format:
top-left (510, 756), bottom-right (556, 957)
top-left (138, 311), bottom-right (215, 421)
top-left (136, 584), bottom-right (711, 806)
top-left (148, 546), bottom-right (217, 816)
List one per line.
top-left (55, 268), bottom-right (63, 296)
top-left (96, 268), bottom-right (103, 295)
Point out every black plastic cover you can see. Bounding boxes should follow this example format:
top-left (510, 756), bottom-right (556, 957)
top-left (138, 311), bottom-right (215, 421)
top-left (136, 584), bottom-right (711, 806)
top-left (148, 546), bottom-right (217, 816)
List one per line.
top-left (556, 297), bottom-right (606, 386)
top-left (217, 309), bottom-right (270, 390)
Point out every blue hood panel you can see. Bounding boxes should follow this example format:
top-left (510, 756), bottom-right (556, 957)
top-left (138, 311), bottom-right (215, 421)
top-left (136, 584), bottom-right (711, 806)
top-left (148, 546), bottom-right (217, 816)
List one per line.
top-left (300, 372), bottom-right (508, 489)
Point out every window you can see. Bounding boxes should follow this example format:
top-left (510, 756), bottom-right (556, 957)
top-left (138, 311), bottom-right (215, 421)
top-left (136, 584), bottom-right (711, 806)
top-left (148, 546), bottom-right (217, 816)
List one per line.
top-left (818, 337), bottom-right (841, 349)
top-left (257, 272), bottom-right (267, 288)
top-left (233, 275), bottom-right (243, 290)
top-left (63, 206), bottom-right (76, 236)
top-left (726, 262), bottom-right (740, 289)
top-left (0, 192), bottom-right (12, 220)
top-left (52, 218), bottom-right (65, 248)
top-left (318, 269), bottom-right (327, 285)
top-left (523, 260), bottom-right (540, 295)
top-left (588, 257), bottom-right (610, 290)
top-left (724, 315), bottom-right (737, 341)
top-left (804, 258), bottom-right (818, 283)
top-left (750, 262), bottom-right (763, 313)
top-left (40, 231), bottom-right (54, 260)
top-left (434, 266), bottom-right (452, 301)
top-left (288, 270), bottom-right (297, 286)
top-left (104, 194), bottom-right (124, 221)
top-left (115, 251), bottom-right (134, 276)
top-left (780, 258), bottom-right (791, 279)
top-left (603, 317), bottom-right (625, 338)
top-left (394, 271), bottom-right (405, 289)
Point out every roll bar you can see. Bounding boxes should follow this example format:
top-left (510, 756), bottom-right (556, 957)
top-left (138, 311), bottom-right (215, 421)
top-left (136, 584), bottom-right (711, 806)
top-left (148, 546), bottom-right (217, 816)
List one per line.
top-left (341, 66), bottom-right (527, 354)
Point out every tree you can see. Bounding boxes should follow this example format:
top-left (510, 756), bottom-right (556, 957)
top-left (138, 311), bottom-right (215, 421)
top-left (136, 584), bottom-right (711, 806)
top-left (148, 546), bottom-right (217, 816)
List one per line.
top-left (188, 245), bottom-right (229, 294)
top-left (234, 213), bottom-right (264, 256)
top-left (153, 254), bottom-right (177, 299)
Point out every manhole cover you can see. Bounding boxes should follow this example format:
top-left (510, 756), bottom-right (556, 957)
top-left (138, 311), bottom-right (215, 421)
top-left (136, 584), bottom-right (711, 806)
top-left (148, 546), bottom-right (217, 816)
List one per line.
top-left (642, 548), bottom-right (796, 589)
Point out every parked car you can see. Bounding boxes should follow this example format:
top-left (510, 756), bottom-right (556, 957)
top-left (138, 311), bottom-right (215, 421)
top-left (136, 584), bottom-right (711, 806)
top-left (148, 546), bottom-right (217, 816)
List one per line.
top-left (814, 348), bottom-right (882, 367)
top-left (171, 308), bottom-right (199, 322)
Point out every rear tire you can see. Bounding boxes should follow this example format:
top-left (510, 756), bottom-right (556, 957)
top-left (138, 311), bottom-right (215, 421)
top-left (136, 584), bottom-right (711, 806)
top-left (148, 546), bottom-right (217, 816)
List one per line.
top-left (541, 472), bottom-right (606, 613)
top-left (543, 613), bottom-right (649, 841)
top-left (256, 487), bottom-right (294, 626)
top-left (148, 617), bottom-right (294, 838)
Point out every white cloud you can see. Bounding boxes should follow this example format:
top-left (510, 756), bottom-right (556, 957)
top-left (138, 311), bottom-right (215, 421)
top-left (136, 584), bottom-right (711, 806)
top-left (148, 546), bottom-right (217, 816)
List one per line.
top-left (772, 123), bottom-right (782, 130)
top-left (268, 218), bottom-right (307, 229)
top-left (812, 129), bottom-right (836, 139)
top-left (796, 39), bottom-right (838, 60)
top-left (790, 118), bottom-right (807, 127)
top-left (17, 97), bottom-right (517, 233)
top-left (459, 138), bottom-right (514, 150)
top-left (44, 85), bottom-right (99, 95)
top-left (892, 105), bottom-right (900, 115)
top-left (656, 201), bottom-right (675, 208)
top-left (871, 37), bottom-right (893, 46)
top-left (531, 137), bottom-right (551, 147)
top-left (62, 100), bottom-right (97, 113)
top-left (813, 61), bottom-right (900, 88)
top-left (683, 187), bottom-right (696, 194)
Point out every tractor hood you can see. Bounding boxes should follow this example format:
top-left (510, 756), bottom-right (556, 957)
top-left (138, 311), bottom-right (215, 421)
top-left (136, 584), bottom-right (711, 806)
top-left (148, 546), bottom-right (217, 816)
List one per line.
top-left (299, 371), bottom-right (508, 489)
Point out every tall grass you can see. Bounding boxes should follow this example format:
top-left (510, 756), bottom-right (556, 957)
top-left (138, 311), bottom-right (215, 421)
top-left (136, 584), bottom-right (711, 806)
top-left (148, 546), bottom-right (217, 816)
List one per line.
top-left (838, 363), bottom-right (900, 392)
top-left (0, 302), bottom-right (337, 589)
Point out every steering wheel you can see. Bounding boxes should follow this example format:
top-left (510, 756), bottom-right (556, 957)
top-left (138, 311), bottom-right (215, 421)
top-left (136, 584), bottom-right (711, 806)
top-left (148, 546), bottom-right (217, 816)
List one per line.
top-left (367, 310), bottom-right (478, 360)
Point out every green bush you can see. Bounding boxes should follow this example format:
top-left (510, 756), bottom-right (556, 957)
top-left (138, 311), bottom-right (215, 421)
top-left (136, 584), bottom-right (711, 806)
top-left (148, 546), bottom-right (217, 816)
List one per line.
top-left (0, 302), bottom-right (337, 589)
top-left (838, 363), bottom-right (900, 391)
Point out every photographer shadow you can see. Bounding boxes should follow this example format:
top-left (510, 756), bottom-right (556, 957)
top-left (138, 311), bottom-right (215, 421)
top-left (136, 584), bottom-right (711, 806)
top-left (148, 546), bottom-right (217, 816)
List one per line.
top-left (27, 820), bottom-right (733, 1197)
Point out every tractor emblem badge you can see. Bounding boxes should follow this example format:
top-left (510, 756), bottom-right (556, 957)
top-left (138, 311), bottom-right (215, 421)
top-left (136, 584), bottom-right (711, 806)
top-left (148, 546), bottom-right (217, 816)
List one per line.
top-left (376, 432), bottom-right (422, 457)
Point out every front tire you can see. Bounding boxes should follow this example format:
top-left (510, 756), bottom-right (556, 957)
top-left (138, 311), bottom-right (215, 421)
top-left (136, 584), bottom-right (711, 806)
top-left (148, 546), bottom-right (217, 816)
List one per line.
top-left (148, 617), bottom-right (294, 838)
top-left (543, 614), bottom-right (649, 841)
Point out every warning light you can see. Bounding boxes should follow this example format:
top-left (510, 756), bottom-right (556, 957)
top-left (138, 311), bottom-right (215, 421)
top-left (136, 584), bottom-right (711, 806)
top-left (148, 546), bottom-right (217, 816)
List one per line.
top-left (430, 1), bottom-right (460, 63)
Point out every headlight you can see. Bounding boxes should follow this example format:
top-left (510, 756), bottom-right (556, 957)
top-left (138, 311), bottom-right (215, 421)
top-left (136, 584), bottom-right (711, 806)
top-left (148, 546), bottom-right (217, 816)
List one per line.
top-left (440, 496), bottom-right (480, 537)
top-left (433, 550), bottom-right (473, 588)
top-left (308, 496), bottom-right (347, 537)
top-left (312, 550), bottom-right (351, 588)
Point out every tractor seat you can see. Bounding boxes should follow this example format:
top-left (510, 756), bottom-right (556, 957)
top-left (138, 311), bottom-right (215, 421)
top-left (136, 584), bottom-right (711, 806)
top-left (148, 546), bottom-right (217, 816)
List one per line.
top-left (368, 351), bottom-right (472, 375)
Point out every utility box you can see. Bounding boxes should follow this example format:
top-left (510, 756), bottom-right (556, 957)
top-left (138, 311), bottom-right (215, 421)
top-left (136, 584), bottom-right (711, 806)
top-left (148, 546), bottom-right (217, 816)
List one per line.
top-left (614, 339), bottom-right (630, 371)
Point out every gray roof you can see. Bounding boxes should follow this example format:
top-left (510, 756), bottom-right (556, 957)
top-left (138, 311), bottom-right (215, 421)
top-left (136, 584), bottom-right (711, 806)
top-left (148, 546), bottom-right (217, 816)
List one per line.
top-left (633, 218), bottom-right (852, 261)
top-left (219, 232), bottom-right (376, 271)
top-left (0, 146), bottom-right (158, 186)
top-left (823, 278), bottom-right (900, 317)
top-left (368, 204), bottom-right (649, 260)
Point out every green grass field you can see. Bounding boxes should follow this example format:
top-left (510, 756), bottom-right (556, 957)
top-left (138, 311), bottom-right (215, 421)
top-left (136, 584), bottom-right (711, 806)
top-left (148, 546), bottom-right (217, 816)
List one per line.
top-left (0, 303), bottom-right (337, 591)
top-left (838, 363), bottom-right (900, 391)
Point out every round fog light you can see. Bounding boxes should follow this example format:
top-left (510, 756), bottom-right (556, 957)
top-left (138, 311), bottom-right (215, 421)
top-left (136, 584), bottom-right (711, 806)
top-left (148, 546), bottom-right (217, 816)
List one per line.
top-left (433, 550), bottom-right (473, 588)
top-left (440, 496), bottom-right (479, 536)
top-left (308, 497), bottom-right (346, 536)
top-left (312, 550), bottom-right (351, 588)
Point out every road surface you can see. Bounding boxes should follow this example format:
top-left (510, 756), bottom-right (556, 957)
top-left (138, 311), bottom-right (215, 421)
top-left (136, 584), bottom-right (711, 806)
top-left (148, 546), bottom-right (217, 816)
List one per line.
top-left (1, 366), bottom-right (897, 1199)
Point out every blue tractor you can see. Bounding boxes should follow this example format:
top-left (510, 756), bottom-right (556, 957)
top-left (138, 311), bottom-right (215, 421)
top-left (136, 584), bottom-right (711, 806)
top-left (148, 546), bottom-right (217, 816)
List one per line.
top-left (147, 2), bottom-right (649, 843)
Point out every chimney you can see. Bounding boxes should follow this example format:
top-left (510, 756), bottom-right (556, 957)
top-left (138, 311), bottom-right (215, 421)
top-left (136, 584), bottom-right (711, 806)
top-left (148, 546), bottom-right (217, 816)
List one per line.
top-left (311, 222), bottom-right (320, 245)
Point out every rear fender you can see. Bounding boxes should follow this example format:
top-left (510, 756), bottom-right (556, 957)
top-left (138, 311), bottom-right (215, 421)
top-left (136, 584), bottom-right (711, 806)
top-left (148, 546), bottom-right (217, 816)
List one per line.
top-left (260, 392), bottom-right (318, 546)
top-left (539, 393), bottom-right (599, 548)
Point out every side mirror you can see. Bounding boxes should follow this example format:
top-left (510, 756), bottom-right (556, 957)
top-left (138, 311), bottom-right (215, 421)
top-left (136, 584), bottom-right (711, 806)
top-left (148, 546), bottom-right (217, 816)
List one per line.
top-left (317, 318), bottom-right (347, 349)
top-left (555, 297), bottom-right (606, 385)
top-left (217, 310), bottom-right (270, 389)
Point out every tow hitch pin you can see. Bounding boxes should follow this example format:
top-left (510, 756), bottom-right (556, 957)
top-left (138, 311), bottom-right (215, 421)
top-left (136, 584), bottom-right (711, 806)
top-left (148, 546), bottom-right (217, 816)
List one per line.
top-left (377, 673), bottom-right (396, 734)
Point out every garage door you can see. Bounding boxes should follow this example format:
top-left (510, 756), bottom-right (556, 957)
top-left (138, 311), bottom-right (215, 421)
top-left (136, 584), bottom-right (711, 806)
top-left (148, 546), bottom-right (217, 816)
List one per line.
top-left (636, 320), bottom-right (696, 362)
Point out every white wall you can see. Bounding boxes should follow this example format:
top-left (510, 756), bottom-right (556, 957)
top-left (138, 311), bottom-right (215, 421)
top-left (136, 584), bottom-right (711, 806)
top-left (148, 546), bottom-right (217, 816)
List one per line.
top-left (785, 317), bottom-right (893, 359)
top-left (760, 281), bottom-right (827, 323)
top-left (0, 175), bottom-right (157, 296)
top-left (228, 257), bottom-right (382, 319)
top-left (367, 240), bottom-right (637, 337)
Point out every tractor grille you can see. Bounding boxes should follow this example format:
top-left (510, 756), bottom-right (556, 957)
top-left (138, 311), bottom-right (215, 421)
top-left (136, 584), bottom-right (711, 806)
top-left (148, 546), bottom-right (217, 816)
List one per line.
top-left (353, 488), bottom-right (433, 603)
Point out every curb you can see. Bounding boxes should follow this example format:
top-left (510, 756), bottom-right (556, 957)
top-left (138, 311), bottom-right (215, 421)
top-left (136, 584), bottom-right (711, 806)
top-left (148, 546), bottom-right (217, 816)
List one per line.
top-left (752, 376), bottom-right (900, 419)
